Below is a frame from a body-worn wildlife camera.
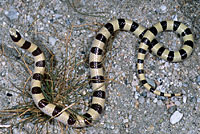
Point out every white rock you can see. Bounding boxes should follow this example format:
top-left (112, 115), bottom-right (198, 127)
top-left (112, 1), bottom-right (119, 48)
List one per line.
top-left (49, 36), bottom-right (57, 46)
top-left (4, 6), bottom-right (19, 20)
top-left (175, 101), bottom-right (181, 106)
top-left (132, 79), bottom-right (138, 86)
top-left (0, 124), bottom-right (11, 128)
top-left (132, 86), bottom-right (136, 92)
top-left (139, 97), bottom-right (145, 104)
top-left (153, 98), bottom-right (158, 103)
top-left (197, 98), bottom-right (200, 103)
top-left (134, 92), bottom-right (140, 99)
top-left (1, 61), bottom-right (5, 66)
top-left (170, 111), bottom-right (183, 124)
top-left (157, 100), bottom-right (163, 106)
top-left (123, 119), bottom-right (129, 123)
top-left (183, 96), bottom-right (187, 103)
top-left (160, 5), bottom-right (167, 13)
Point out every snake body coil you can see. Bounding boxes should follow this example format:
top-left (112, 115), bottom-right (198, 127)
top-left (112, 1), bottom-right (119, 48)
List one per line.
top-left (9, 19), bottom-right (194, 127)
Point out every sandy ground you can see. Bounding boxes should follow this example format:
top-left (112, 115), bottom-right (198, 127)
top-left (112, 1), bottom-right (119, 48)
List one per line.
top-left (0, 0), bottom-right (199, 134)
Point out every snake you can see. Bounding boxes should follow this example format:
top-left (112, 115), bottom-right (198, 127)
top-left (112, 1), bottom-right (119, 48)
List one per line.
top-left (9, 18), bottom-right (194, 127)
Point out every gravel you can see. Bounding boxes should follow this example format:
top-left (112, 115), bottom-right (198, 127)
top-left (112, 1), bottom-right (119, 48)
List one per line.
top-left (0, 0), bottom-right (200, 134)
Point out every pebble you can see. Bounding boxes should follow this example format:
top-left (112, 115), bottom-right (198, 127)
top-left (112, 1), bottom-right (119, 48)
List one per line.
top-left (123, 118), bottom-right (129, 123)
top-left (196, 76), bottom-right (200, 85)
top-left (1, 61), bottom-right (5, 66)
top-left (138, 97), bottom-right (145, 104)
top-left (125, 123), bottom-right (129, 128)
top-left (175, 101), bottom-right (181, 106)
top-left (172, 14), bottom-right (178, 20)
top-left (160, 5), bottom-right (167, 13)
top-left (132, 79), bottom-right (138, 86)
top-left (27, 15), bottom-right (34, 24)
top-left (157, 100), bottom-right (163, 105)
top-left (147, 125), bottom-right (154, 131)
top-left (183, 95), bottom-right (187, 103)
top-left (79, 18), bottom-right (85, 23)
top-left (190, 96), bottom-right (197, 103)
top-left (141, 91), bottom-right (147, 98)
top-left (170, 111), bottom-right (183, 124)
top-left (153, 98), bottom-right (158, 103)
top-left (4, 6), bottom-right (19, 20)
top-left (54, 14), bottom-right (62, 19)
top-left (183, 83), bottom-right (189, 87)
top-left (6, 93), bottom-right (12, 96)
top-left (0, 70), bottom-right (6, 77)
top-left (65, 19), bottom-right (71, 25)
top-left (197, 98), bottom-right (200, 103)
top-left (168, 106), bottom-right (177, 114)
top-left (110, 125), bottom-right (114, 129)
top-left (128, 115), bottom-right (132, 120)
top-left (49, 36), bottom-right (57, 45)
top-left (134, 92), bottom-right (140, 99)
top-left (157, 96), bottom-right (167, 101)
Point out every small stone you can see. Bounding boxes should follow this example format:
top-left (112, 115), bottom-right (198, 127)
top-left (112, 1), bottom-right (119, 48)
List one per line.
top-left (49, 19), bottom-right (54, 23)
top-left (138, 97), bottom-right (145, 104)
top-left (4, 6), bottom-right (19, 20)
top-left (0, 70), bottom-right (6, 77)
top-left (183, 83), bottom-right (188, 87)
top-left (158, 96), bottom-right (167, 101)
top-left (110, 125), bottom-right (114, 129)
top-left (132, 78), bottom-right (139, 86)
top-left (160, 5), bottom-right (167, 13)
top-left (157, 100), bottom-right (163, 105)
top-left (125, 123), bottom-right (129, 128)
top-left (2, 62), bottom-right (5, 66)
top-left (175, 101), bottom-right (181, 106)
top-left (123, 118), bottom-right (129, 123)
top-left (135, 100), bottom-right (139, 109)
top-left (190, 96), bottom-right (197, 103)
top-left (196, 76), bottom-right (200, 85)
top-left (54, 14), bottom-right (63, 19)
top-left (114, 129), bottom-right (119, 133)
top-left (183, 96), bottom-right (187, 103)
top-left (65, 19), bottom-right (71, 25)
top-left (49, 36), bottom-right (57, 46)
top-left (27, 15), bottom-right (34, 24)
top-left (146, 98), bottom-right (150, 104)
top-left (77, 69), bottom-right (85, 75)
top-left (134, 92), bottom-right (140, 99)
top-left (124, 79), bottom-right (128, 85)
top-left (168, 105), bottom-right (177, 114)
top-left (128, 115), bottom-right (132, 120)
top-left (79, 18), bottom-right (85, 23)
top-left (153, 98), bottom-right (158, 103)
top-left (172, 14), bottom-right (178, 20)
top-left (82, 90), bottom-right (86, 95)
top-left (132, 86), bottom-right (136, 92)
top-left (197, 98), bottom-right (200, 103)
top-left (6, 93), bottom-right (12, 96)
top-left (141, 91), bottom-right (147, 98)
top-left (147, 125), bottom-right (154, 131)
top-left (170, 111), bottom-right (183, 124)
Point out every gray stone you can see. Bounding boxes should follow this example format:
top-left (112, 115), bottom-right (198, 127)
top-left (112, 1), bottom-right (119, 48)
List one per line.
top-left (170, 111), bottom-right (183, 124)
